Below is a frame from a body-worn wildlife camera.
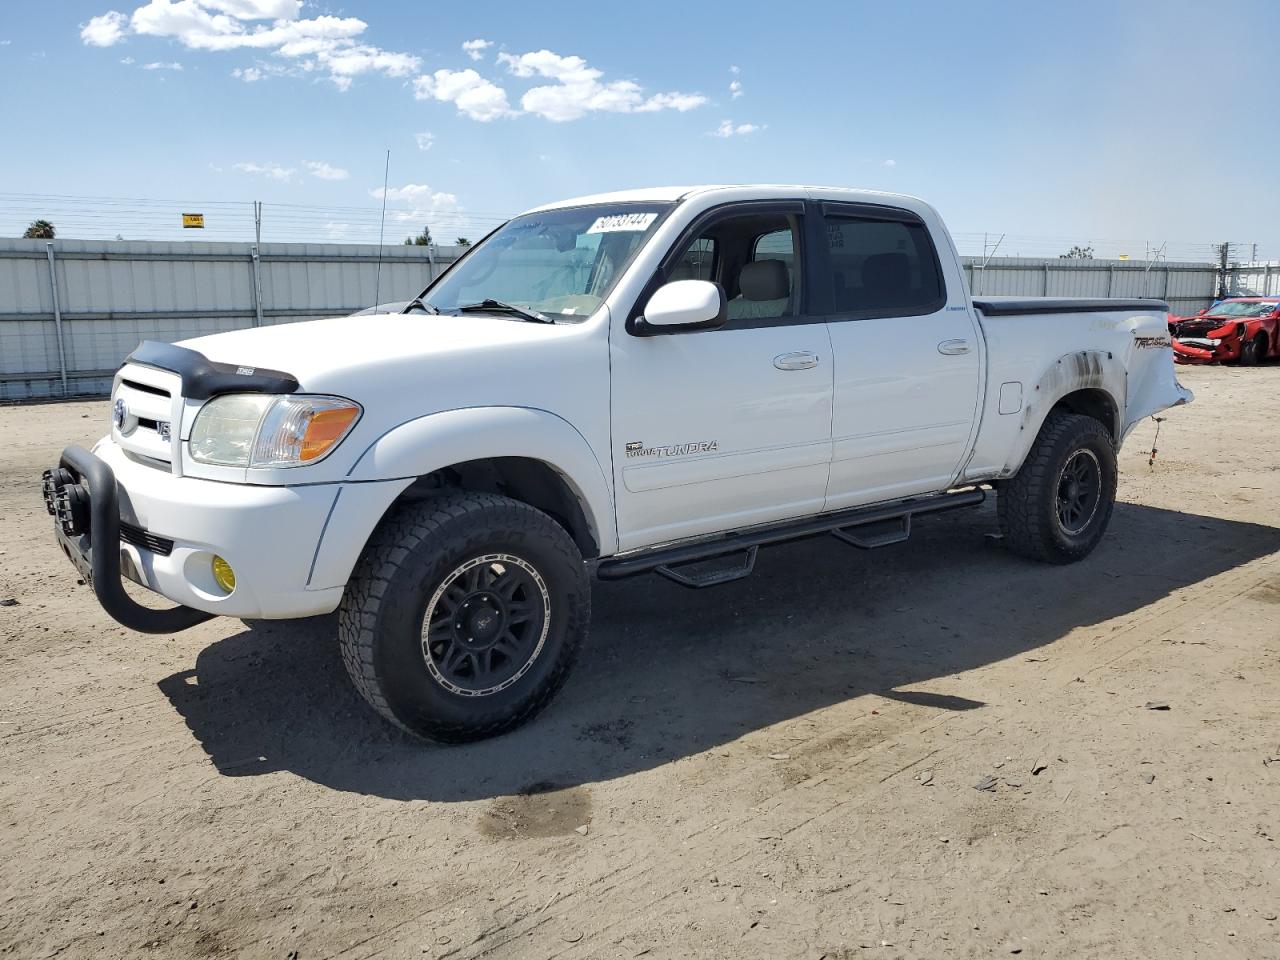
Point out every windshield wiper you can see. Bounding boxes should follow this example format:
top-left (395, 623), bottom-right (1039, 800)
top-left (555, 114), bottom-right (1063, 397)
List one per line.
top-left (457, 299), bottom-right (554, 324)
top-left (403, 297), bottom-right (440, 315)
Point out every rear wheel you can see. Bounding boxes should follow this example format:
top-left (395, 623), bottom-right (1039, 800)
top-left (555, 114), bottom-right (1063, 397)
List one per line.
top-left (339, 492), bottom-right (590, 743)
top-left (998, 411), bottom-right (1117, 564)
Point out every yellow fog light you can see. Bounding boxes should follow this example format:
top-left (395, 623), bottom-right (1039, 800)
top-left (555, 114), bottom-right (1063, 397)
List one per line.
top-left (211, 555), bottom-right (236, 594)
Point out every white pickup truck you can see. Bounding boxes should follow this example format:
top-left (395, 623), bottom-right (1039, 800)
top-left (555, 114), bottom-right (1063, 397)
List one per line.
top-left (44, 185), bottom-right (1191, 742)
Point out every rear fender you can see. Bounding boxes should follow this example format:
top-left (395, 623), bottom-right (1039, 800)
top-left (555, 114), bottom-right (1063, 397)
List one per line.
top-left (1004, 350), bottom-right (1126, 475)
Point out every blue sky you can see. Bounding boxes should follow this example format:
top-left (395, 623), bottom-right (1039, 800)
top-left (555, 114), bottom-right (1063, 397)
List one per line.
top-left (2, 0), bottom-right (1277, 260)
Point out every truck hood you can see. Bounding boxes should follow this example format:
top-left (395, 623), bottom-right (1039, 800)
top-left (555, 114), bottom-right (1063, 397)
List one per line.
top-left (179, 312), bottom-right (581, 389)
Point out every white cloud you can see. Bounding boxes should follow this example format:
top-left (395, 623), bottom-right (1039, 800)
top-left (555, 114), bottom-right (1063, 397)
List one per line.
top-left (83, 1), bottom-right (418, 88)
top-left (710, 119), bottom-right (764, 138)
top-left (120, 55), bottom-right (135, 64)
top-left (317, 44), bottom-right (419, 90)
top-left (370, 183), bottom-right (460, 210)
top-left (729, 64), bottom-right (739, 75)
top-left (81, 11), bottom-right (129, 46)
top-left (415, 131), bottom-right (435, 151)
top-left (370, 183), bottom-right (464, 237)
top-left (202, 0), bottom-right (299, 17)
top-left (495, 49), bottom-right (706, 122)
top-left (634, 91), bottom-right (706, 113)
top-left (461, 38), bottom-right (491, 61)
top-left (729, 79), bottom-right (742, 99)
top-left (233, 160), bottom-right (295, 182)
top-left (305, 160), bottom-right (348, 181)
top-left (323, 221), bottom-right (350, 240)
top-left (882, 158), bottom-right (896, 167)
top-left (413, 68), bottom-right (513, 122)
top-left (142, 60), bottom-right (183, 69)
top-left (231, 65), bottom-right (260, 80)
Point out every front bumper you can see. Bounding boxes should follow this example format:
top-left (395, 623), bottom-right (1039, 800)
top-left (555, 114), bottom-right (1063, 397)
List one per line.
top-left (1172, 334), bottom-right (1238, 364)
top-left (44, 442), bottom-right (351, 629)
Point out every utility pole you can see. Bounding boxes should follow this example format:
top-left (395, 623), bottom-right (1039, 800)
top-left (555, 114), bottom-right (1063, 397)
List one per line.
top-left (251, 200), bottom-right (264, 327)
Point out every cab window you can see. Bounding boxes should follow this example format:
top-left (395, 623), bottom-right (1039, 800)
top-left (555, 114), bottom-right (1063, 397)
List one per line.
top-left (665, 212), bottom-right (802, 325)
top-left (823, 215), bottom-right (944, 317)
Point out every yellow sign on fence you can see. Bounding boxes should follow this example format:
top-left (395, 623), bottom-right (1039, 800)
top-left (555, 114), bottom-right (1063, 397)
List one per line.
top-left (182, 213), bottom-right (205, 228)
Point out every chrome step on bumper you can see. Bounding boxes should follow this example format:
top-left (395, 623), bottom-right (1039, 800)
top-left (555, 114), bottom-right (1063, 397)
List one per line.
top-left (43, 445), bottom-right (214, 634)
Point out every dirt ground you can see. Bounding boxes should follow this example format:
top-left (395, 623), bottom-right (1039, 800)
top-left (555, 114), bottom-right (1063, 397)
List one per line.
top-left (1, 362), bottom-right (1278, 960)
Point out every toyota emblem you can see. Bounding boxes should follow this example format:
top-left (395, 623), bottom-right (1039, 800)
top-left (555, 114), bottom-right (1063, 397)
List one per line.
top-left (113, 397), bottom-right (126, 429)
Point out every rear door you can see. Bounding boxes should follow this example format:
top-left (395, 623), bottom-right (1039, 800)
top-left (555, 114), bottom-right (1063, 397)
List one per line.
top-left (818, 201), bottom-right (982, 509)
top-left (609, 201), bottom-right (834, 550)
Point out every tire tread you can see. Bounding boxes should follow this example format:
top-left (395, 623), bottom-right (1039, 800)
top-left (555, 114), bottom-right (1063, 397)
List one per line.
top-left (998, 411), bottom-right (1116, 564)
top-left (337, 491), bottom-right (588, 742)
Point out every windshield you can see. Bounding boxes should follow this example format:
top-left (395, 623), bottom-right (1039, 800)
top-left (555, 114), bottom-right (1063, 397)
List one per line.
top-left (418, 202), bottom-right (674, 322)
top-left (1205, 300), bottom-right (1278, 318)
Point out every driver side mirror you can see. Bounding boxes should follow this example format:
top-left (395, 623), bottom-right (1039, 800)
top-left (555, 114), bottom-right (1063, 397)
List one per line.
top-left (636, 279), bottom-right (727, 335)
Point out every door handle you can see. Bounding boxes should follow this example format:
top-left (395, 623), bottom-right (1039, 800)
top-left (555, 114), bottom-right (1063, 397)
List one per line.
top-left (937, 339), bottom-right (972, 356)
top-left (773, 351), bottom-right (819, 371)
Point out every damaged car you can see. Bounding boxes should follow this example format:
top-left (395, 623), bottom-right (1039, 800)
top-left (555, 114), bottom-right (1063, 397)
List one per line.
top-left (1169, 297), bottom-right (1280, 365)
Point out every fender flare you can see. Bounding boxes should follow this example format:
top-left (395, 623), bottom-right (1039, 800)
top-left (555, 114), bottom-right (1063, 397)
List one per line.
top-left (345, 405), bottom-right (617, 556)
top-left (1002, 350), bottom-right (1126, 476)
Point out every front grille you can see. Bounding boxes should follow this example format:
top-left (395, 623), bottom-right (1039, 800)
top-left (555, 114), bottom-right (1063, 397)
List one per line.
top-left (120, 378), bottom-right (171, 399)
top-left (112, 364), bottom-right (181, 469)
top-left (120, 521), bottom-right (175, 557)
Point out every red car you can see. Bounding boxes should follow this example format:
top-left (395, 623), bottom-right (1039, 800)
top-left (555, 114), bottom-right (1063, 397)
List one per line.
top-left (1169, 297), bottom-right (1280, 365)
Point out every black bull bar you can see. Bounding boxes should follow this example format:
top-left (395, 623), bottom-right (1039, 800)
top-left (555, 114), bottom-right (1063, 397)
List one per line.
top-left (42, 445), bottom-right (213, 634)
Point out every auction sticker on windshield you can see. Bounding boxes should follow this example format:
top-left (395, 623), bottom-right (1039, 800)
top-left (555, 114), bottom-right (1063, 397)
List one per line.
top-left (586, 212), bottom-right (659, 233)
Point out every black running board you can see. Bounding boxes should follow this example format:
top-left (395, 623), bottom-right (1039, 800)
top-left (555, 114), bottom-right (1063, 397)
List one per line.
top-left (597, 488), bottom-right (986, 588)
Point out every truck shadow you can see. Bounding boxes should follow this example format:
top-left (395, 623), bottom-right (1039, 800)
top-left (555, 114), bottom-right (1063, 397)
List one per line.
top-left (158, 501), bottom-right (1280, 801)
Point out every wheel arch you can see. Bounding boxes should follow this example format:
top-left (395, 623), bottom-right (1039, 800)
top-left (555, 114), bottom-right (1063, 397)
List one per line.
top-left (346, 405), bottom-right (615, 552)
top-left (1004, 350), bottom-right (1126, 477)
top-left (390, 456), bottom-right (600, 558)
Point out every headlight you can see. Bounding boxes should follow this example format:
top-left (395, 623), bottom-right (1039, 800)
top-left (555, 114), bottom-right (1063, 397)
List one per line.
top-left (189, 394), bottom-right (361, 467)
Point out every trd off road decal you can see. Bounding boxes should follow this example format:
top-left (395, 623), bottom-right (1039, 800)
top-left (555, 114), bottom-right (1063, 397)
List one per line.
top-left (624, 440), bottom-right (719, 459)
top-left (1134, 336), bottom-right (1172, 349)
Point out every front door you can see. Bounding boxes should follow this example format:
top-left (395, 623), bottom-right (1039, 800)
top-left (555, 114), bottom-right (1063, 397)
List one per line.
top-left (609, 202), bottom-right (834, 550)
top-left (818, 202), bottom-right (982, 510)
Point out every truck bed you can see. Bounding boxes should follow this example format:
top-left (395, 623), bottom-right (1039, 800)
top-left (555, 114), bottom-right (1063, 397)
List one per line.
top-left (973, 297), bottom-right (1170, 316)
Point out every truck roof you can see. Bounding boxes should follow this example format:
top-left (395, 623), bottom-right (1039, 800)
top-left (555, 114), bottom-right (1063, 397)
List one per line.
top-left (520, 184), bottom-right (929, 216)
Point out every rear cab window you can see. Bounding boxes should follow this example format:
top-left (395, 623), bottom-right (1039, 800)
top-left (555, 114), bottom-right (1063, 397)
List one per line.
top-left (819, 204), bottom-right (946, 319)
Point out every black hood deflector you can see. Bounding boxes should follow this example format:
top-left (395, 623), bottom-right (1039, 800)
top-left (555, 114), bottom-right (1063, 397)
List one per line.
top-left (125, 340), bottom-right (300, 400)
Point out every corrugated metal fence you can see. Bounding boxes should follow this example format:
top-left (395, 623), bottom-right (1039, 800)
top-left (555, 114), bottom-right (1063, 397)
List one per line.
top-left (963, 257), bottom-right (1217, 316)
top-left (0, 238), bottom-right (1246, 402)
top-left (1224, 261), bottom-right (1280, 298)
top-left (0, 238), bottom-right (457, 400)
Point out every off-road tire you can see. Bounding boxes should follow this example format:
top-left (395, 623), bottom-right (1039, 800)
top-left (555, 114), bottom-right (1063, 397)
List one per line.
top-left (1239, 333), bottom-right (1265, 367)
top-left (339, 492), bottom-right (589, 743)
top-left (998, 411), bottom-right (1117, 564)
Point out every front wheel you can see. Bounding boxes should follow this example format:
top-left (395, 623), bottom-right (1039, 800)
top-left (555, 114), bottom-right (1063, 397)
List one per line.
top-left (339, 492), bottom-right (590, 743)
top-left (1239, 333), bottom-right (1265, 366)
top-left (998, 411), bottom-right (1118, 564)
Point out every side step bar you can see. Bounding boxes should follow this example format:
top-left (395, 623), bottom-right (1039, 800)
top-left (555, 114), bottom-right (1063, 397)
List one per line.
top-left (597, 487), bottom-right (986, 588)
